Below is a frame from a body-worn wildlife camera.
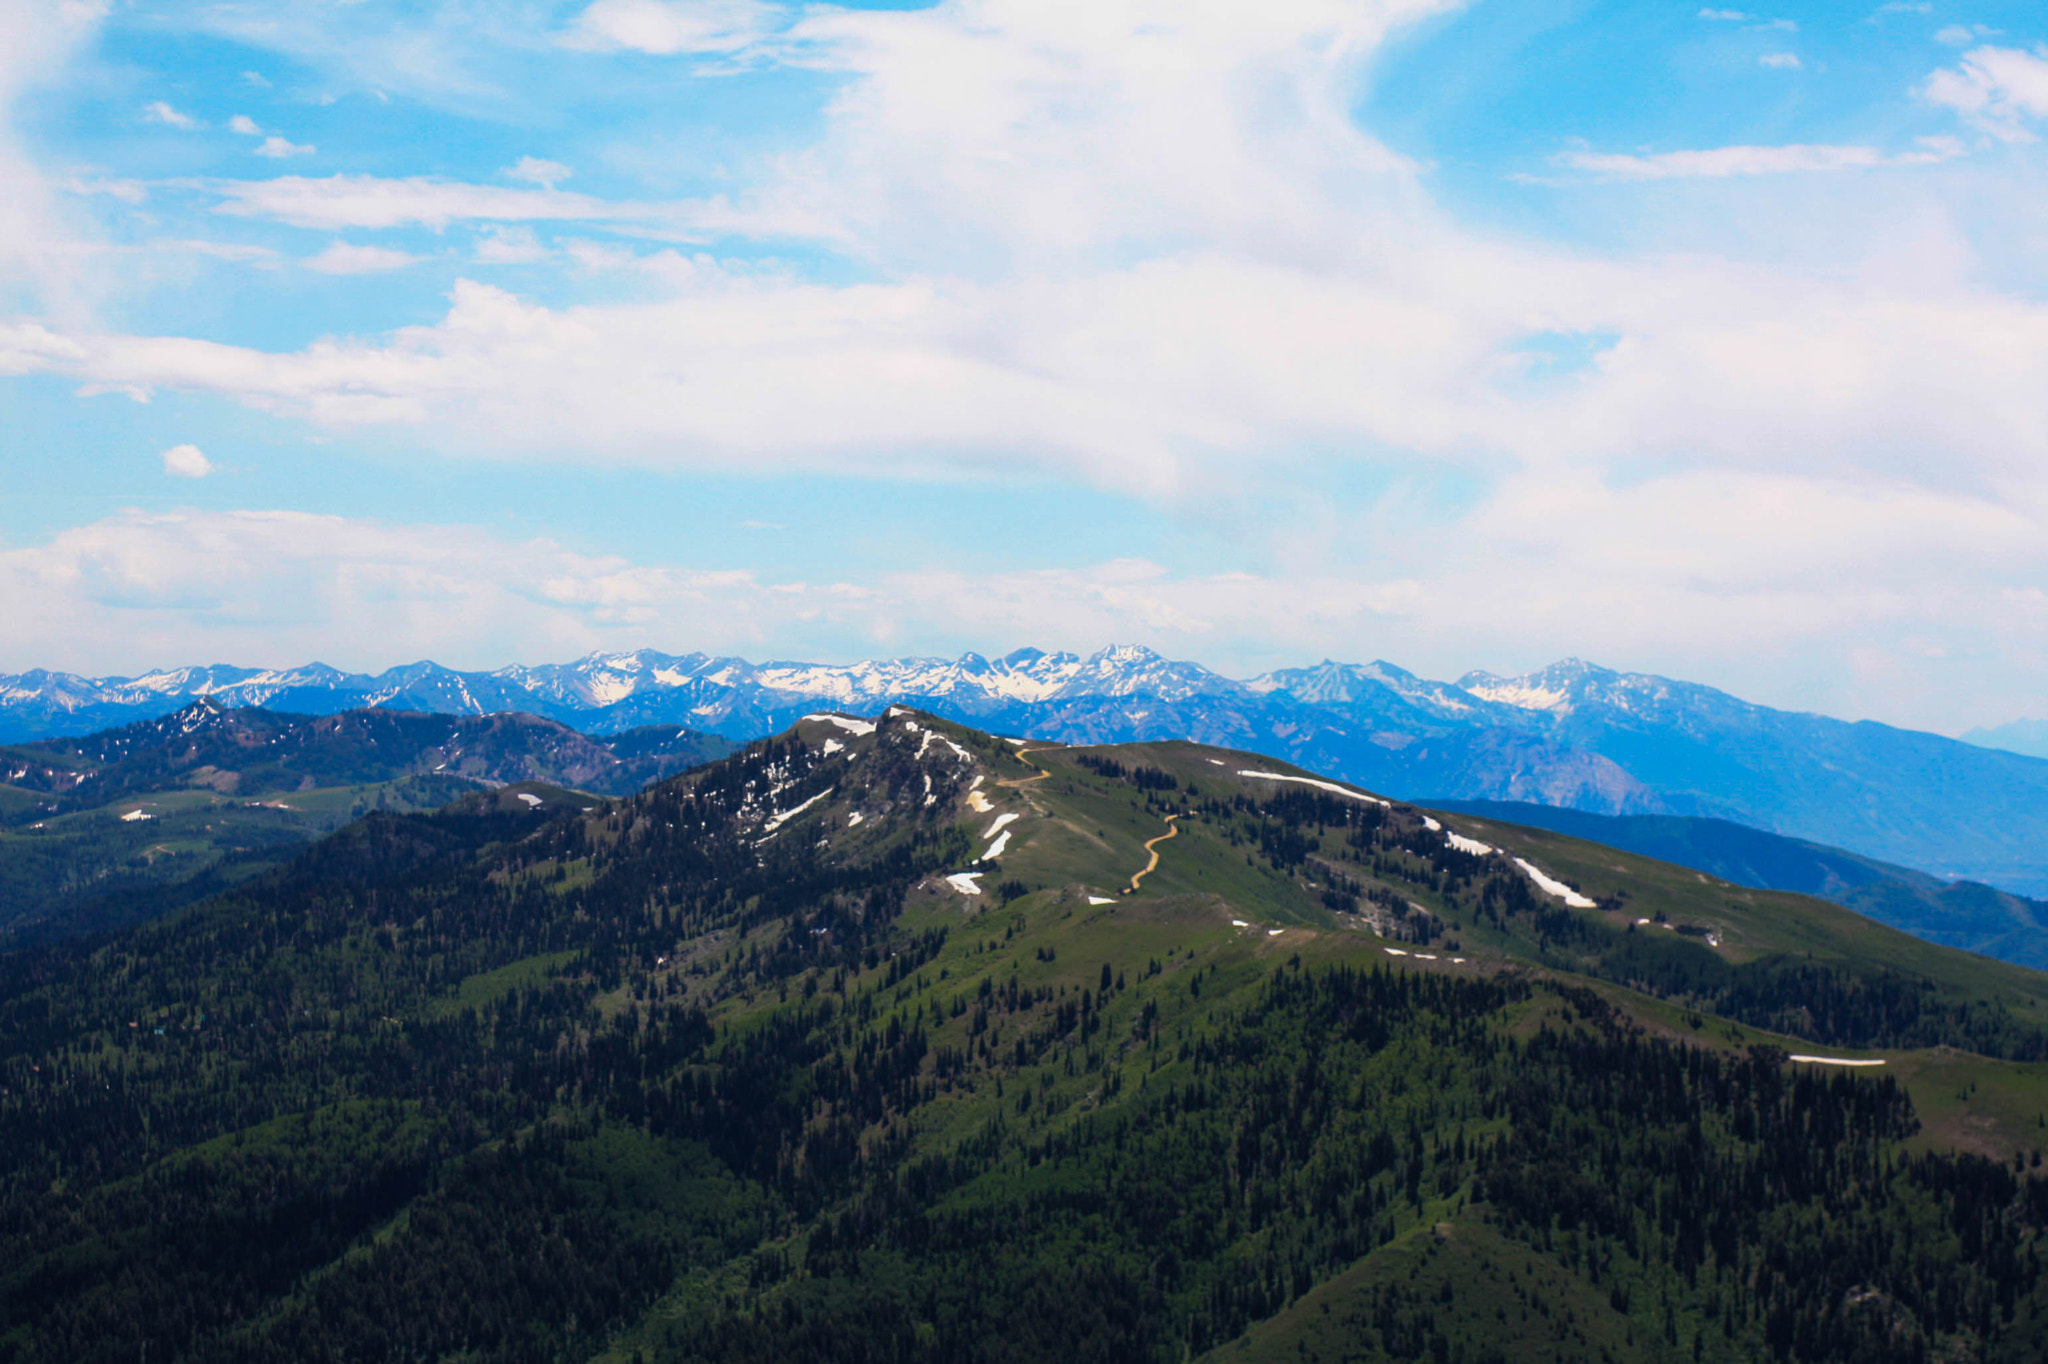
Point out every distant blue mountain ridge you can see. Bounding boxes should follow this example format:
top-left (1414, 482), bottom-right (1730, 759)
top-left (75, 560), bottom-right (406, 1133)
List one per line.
top-left (6, 644), bottom-right (2048, 897)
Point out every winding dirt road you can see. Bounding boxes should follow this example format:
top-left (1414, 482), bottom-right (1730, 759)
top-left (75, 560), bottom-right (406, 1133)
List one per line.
top-left (999, 745), bottom-right (1055, 789)
top-left (1125, 815), bottom-right (1180, 894)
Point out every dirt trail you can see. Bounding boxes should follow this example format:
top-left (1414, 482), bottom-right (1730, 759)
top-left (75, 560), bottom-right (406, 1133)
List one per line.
top-left (999, 746), bottom-right (1055, 789)
top-left (1125, 815), bottom-right (1180, 894)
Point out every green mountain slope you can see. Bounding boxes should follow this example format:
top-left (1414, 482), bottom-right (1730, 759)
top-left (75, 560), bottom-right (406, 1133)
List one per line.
top-left (4, 710), bottom-right (2048, 1363)
top-left (1426, 798), bottom-right (2048, 969)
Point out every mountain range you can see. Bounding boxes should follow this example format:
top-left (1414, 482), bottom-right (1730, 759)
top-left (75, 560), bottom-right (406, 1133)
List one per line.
top-left (9, 644), bottom-right (2048, 896)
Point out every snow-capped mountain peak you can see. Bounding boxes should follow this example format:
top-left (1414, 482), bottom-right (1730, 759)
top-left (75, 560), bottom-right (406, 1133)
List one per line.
top-left (1456, 659), bottom-right (1618, 713)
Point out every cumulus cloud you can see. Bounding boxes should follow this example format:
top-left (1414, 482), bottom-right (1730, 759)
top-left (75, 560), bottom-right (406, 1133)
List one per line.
top-left (561, 0), bottom-right (779, 56)
top-left (60, 175), bottom-right (146, 203)
top-left (303, 241), bottom-right (421, 274)
top-left (228, 113), bottom-right (262, 135)
top-left (504, 156), bottom-right (571, 187)
top-left (160, 443), bottom-right (214, 478)
top-left (472, 225), bottom-right (549, 264)
top-left (1554, 139), bottom-right (1960, 178)
top-left (1758, 52), bottom-right (1801, 69)
top-left (1921, 44), bottom-right (2048, 141)
top-left (1, 1), bottom-right (111, 317)
top-left (159, 239), bottom-right (278, 263)
top-left (143, 100), bottom-right (199, 129)
top-left (0, 508), bottom-right (847, 673)
top-left (213, 174), bottom-right (639, 230)
top-left (3, 499), bottom-right (2045, 731)
top-left (253, 134), bottom-right (315, 158)
top-left (1936, 25), bottom-right (1997, 47)
top-left (3, 0), bottom-right (2037, 511)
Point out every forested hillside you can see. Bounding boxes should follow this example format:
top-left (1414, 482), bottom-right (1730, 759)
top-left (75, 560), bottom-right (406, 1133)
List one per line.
top-left (0, 701), bottom-right (729, 942)
top-left (4, 711), bottom-right (2047, 1362)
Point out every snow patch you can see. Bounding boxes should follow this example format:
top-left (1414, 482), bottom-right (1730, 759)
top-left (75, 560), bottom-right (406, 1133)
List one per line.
top-left (982, 830), bottom-right (1012, 860)
top-left (847, 811), bottom-right (865, 826)
top-left (1383, 947), bottom-right (1409, 957)
top-left (763, 790), bottom-right (829, 833)
top-left (516, 792), bottom-right (543, 808)
top-left (1421, 815), bottom-right (1442, 831)
top-left (1236, 770), bottom-right (1388, 806)
top-left (1463, 679), bottom-right (1572, 712)
top-left (822, 739), bottom-right (844, 755)
top-left (804, 713), bottom-right (876, 736)
top-left (984, 811), bottom-right (1020, 838)
top-left (945, 872), bottom-right (984, 896)
top-left (967, 789), bottom-right (993, 812)
top-left (1267, 928), bottom-right (1284, 936)
top-left (1514, 858), bottom-right (1597, 908)
top-left (1788, 1055), bottom-right (1886, 1066)
top-left (120, 808), bottom-right (152, 822)
top-left (1446, 832), bottom-right (1495, 856)
top-left (914, 727), bottom-right (975, 764)
top-left (1087, 896), bottom-right (1115, 905)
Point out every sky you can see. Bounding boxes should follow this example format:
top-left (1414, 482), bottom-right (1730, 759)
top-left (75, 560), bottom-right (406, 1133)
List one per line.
top-left (3, 0), bottom-right (2047, 734)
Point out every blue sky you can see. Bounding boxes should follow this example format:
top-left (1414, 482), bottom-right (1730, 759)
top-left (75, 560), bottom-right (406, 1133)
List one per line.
top-left (3, 0), bottom-right (2047, 733)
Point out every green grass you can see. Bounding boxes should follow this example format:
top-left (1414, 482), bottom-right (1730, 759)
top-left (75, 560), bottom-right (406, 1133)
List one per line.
top-left (1203, 1217), bottom-right (1652, 1364)
top-left (437, 950), bottom-right (584, 1017)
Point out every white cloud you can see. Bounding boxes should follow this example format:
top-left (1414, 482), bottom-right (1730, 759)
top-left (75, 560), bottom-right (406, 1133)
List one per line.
top-left (143, 100), bottom-right (199, 130)
top-left (1758, 52), bottom-right (1802, 69)
top-left (0, 508), bottom-right (833, 673)
top-left (241, 70), bottom-right (271, 87)
top-left (160, 443), bottom-right (215, 478)
top-left (561, 0), bottom-right (779, 56)
top-left (505, 156), bottom-right (572, 187)
top-left (1555, 139), bottom-right (1960, 178)
top-left (228, 113), bottom-right (263, 135)
top-left (1698, 8), bottom-right (1794, 29)
top-left (213, 174), bottom-right (634, 230)
top-left (1921, 44), bottom-right (2048, 141)
top-left (3, 498), bottom-right (2045, 733)
top-left (303, 241), bottom-right (421, 274)
top-left (60, 175), bottom-right (146, 204)
top-left (253, 134), bottom-right (316, 159)
top-left (203, 171), bottom-right (827, 241)
top-left (0, 1), bottom-right (111, 318)
top-left (473, 225), bottom-right (549, 264)
top-left (159, 239), bottom-right (279, 263)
